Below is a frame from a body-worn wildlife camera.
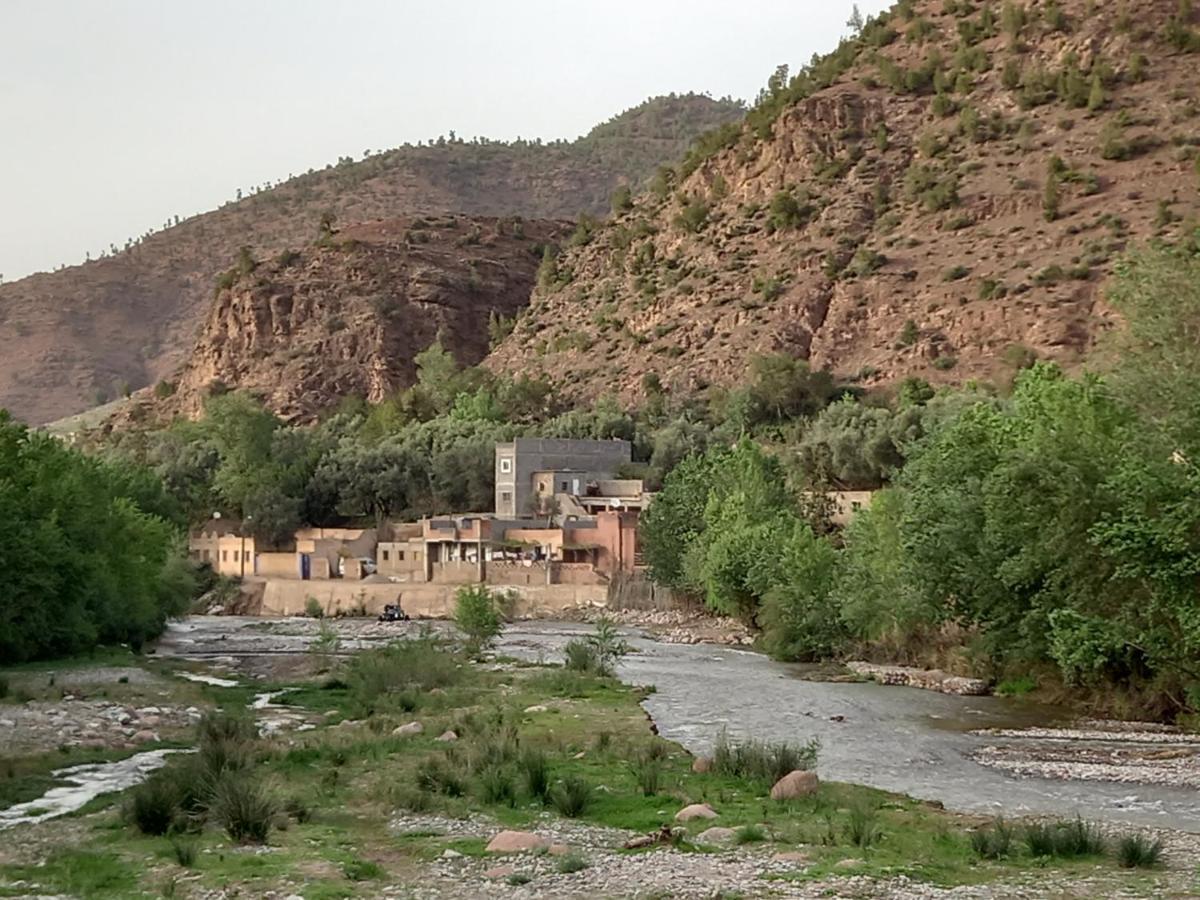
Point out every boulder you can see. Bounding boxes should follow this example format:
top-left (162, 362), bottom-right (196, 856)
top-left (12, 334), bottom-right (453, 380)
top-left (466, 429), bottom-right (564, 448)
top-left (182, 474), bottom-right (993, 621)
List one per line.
top-left (695, 826), bottom-right (737, 846)
top-left (132, 729), bottom-right (159, 743)
top-left (392, 721), bottom-right (423, 737)
top-left (484, 865), bottom-right (515, 879)
top-left (485, 830), bottom-right (551, 854)
top-left (674, 803), bottom-right (718, 822)
top-left (691, 756), bottom-right (713, 774)
top-left (524, 704), bottom-right (548, 714)
top-left (770, 770), bottom-right (819, 800)
top-left (435, 730), bottom-right (458, 742)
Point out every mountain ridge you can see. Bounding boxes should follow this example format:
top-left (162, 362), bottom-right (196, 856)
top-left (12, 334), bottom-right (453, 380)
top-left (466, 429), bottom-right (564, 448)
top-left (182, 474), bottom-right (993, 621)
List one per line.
top-left (0, 94), bottom-right (744, 425)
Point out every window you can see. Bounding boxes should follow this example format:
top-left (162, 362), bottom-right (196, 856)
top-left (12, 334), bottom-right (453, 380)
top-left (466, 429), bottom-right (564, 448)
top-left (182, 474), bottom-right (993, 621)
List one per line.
top-left (560, 481), bottom-right (568, 491)
top-left (222, 550), bottom-right (228, 562)
top-left (382, 549), bottom-right (390, 562)
top-left (501, 491), bottom-right (512, 503)
top-left (398, 550), bottom-right (405, 561)
top-left (499, 457), bottom-right (512, 474)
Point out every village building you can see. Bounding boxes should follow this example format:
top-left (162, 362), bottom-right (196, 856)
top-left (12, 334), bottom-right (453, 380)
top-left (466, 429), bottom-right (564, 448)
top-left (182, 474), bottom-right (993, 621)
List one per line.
top-left (494, 437), bottom-right (633, 518)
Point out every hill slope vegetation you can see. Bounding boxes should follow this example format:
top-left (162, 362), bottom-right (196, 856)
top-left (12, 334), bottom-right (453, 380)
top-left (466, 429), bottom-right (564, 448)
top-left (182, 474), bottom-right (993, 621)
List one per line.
top-left (487, 0), bottom-right (1200, 403)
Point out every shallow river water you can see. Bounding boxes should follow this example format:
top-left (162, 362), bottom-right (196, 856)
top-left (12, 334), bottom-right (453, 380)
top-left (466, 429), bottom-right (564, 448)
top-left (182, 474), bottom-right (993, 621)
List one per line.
top-left (160, 616), bottom-right (1200, 832)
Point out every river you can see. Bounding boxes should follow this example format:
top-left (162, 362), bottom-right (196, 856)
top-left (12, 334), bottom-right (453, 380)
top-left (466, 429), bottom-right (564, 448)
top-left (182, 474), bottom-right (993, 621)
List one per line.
top-left (159, 616), bottom-right (1200, 831)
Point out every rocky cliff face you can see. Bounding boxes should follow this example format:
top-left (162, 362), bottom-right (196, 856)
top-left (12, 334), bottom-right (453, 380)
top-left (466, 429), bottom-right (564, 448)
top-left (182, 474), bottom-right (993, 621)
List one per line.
top-left (487, 0), bottom-right (1200, 403)
top-left (117, 215), bottom-right (568, 426)
top-left (2, 94), bottom-right (743, 424)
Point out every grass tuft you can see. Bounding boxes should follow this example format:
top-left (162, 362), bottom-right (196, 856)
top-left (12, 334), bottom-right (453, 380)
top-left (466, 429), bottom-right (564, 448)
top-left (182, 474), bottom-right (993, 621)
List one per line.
top-left (549, 776), bottom-right (593, 818)
top-left (1116, 832), bottom-right (1163, 868)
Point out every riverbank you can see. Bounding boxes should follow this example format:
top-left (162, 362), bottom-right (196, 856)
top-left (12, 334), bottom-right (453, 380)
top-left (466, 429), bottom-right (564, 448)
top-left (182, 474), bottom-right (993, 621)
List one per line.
top-left (1, 623), bottom-right (1196, 899)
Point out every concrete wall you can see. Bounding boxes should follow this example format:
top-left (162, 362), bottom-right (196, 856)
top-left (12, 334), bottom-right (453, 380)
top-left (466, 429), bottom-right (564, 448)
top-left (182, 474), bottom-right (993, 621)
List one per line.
top-left (606, 572), bottom-right (692, 611)
top-left (256, 552), bottom-right (300, 579)
top-left (255, 579), bottom-right (608, 619)
top-left (377, 540), bottom-right (425, 578)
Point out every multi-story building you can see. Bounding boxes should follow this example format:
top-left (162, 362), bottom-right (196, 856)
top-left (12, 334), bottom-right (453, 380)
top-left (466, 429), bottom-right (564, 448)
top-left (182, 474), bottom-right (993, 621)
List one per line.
top-left (494, 438), bottom-right (632, 519)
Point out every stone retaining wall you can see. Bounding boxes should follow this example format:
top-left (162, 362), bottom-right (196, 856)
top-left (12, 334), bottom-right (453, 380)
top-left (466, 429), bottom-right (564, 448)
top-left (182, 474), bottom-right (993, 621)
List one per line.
top-left (254, 578), bottom-right (608, 619)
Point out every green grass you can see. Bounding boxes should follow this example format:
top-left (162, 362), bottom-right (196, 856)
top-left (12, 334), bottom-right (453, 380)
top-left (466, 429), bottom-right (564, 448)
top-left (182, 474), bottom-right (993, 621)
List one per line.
top-left (0, 849), bottom-right (137, 898)
top-left (0, 641), bottom-right (1157, 897)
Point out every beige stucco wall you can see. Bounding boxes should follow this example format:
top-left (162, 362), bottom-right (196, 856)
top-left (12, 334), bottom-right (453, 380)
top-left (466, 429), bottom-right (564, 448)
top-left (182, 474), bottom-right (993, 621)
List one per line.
top-left (255, 579), bottom-right (608, 619)
top-left (256, 552), bottom-right (300, 578)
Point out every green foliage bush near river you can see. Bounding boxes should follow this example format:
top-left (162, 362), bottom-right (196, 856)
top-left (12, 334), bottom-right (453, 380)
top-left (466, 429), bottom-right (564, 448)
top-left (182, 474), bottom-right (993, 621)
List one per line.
top-left (0, 415), bottom-right (199, 664)
top-left (642, 240), bottom-right (1200, 718)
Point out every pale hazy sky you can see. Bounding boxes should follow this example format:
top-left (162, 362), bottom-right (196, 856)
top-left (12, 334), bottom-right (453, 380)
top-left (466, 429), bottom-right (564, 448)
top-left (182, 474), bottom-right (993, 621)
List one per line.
top-left (0, 0), bottom-right (888, 281)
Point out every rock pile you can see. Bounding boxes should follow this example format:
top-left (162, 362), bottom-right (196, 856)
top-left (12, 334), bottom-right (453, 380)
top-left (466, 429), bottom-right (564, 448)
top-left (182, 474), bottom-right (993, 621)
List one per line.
top-left (846, 661), bottom-right (989, 696)
top-left (0, 700), bottom-right (200, 754)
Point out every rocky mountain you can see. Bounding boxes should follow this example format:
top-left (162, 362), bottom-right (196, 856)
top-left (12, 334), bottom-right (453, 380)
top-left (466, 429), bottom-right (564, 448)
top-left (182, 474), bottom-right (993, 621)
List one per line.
top-left (1, 94), bottom-right (744, 425)
top-left (487, 0), bottom-right (1200, 403)
top-left (111, 215), bottom-right (568, 427)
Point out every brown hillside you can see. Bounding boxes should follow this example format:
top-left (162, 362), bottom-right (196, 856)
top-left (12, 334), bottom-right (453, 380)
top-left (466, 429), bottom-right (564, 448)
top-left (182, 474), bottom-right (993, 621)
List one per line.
top-left (0, 94), bottom-right (743, 425)
top-left (111, 215), bottom-right (568, 428)
top-left (487, 0), bottom-right (1200, 403)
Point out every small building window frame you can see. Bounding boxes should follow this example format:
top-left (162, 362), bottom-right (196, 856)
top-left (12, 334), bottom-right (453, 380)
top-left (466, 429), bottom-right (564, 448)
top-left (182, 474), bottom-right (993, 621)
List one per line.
top-left (499, 458), bottom-right (513, 474)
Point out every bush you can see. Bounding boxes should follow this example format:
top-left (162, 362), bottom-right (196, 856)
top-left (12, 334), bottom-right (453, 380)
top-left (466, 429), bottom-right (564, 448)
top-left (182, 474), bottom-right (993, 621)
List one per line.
top-left (304, 596), bottom-right (324, 619)
top-left (630, 749), bottom-right (664, 796)
top-left (549, 776), bottom-right (593, 817)
top-left (898, 319), bottom-right (920, 346)
top-left (211, 773), bottom-right (276, 844)
top-left (564, 618), bottom-right (630, 677)
top-left (711, 729), bottom-right (819, 786)
top-left (943, 265), bottom-right (970, 282)
top-left (123, 772), bottom-right (180, 835)
top-left (518, 748), bottom-right (551, 802)
top-left (169, 836), bottom-right (197, 867)
top-left (415, 756), bottom-right (467, 797)
top-left (346, 637), bottom-right (461, 715)
top-left (972, 819), bottom-right (1014, 859)
top-left (846, 803), bottom-right (881, 848)
top-left (1025, 818), bottom-right (1106, 857)
top-left (767, 190), bottom-right (812, 231)
top-left (454, 585), bottom-right (504, 657)
top-left (735, 823), bottom-right (767, 844)
top-left (477, 767), bottom-right (518, 807)
top-left (555, 853), bottom-right (590, 874)
top-left (342, 858), bottom-right (384, 881)
top-left (1116, 833), bottom-right (1163, 868)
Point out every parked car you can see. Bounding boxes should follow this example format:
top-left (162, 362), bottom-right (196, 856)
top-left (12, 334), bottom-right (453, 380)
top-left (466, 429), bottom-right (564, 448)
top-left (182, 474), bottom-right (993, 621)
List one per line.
top-left (377, 603), bottom-right (408, 622)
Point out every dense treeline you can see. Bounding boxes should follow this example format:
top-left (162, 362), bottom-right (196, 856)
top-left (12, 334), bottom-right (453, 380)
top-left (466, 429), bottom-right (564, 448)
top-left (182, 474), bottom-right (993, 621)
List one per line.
top-left (0, 415), bottom-right (196, 663)
top-left (643, 240), bottom-right (1200, 716)
top-left (105, 341), bottom-right (849, 543)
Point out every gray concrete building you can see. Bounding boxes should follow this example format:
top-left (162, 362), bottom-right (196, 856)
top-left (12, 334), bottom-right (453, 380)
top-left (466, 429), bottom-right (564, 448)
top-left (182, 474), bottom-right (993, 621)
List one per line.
top-left (494, 438), bottom-right (632, 518)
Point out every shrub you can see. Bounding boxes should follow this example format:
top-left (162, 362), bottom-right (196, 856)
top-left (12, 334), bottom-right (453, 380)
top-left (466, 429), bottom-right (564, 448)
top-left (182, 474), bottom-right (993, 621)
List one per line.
top-left (454, 585), bottom-right (504, 657)
top-left (933, 356), bottom-right (958, 370)
top-left (304, 597), bottom-right (324, 619)
top-left (549, 776), bottom-right (593, 817)
top-left (518, 748), bottom-right (551, 802)
top-left (972, 819), bottom-right (1014, 859)
top-left (847, 247), bottom-right (887, 278)
top-left (767, 190), bottom-right (812, 231)
top-left (1044, 174), bottom-right (1060, 221)
top-left (736, 824), bottom-right (767, 844)
top-left (563, 618), bottom-right (630, 677)
top-left (1024, 822), bottom-right (1057, 857)
top-left (711, 729), bottom-right (819, 786)
top-left (846, 803), bottom-right (882, 848)
top-left (346, 638), bottom-right (460, 716)
top-left (211, 773), bottom-right (276, 844)
top-left (674, 197), bottom-right (711, 234)
top-left (898, 319), bottom-right (920, 346)
top-left (478, 767), bottom-right (518, 807)
top-left (1116, 833), bottom-right (1163, 868)
top-left (1053, 817), bottom-right (1106, 857)
top-left (943, 265), bottom-right (970, 282)
top-left (169, 836), bottom-right (197, 867)
top-left (123, 773), bottom-right (180, 835)
top-left (630, 749), bottom-right (664, 796)
top-left (555, 853), bottom-right (590, 874)
top-left (342, 858), bottom-right (384, 881)
top-left (415, 756), bottom-right (467, 797)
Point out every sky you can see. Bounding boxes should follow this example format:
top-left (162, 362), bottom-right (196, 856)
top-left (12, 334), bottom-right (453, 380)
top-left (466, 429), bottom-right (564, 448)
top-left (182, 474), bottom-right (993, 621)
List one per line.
top-left (0, 0), bottom-right (889, 282)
